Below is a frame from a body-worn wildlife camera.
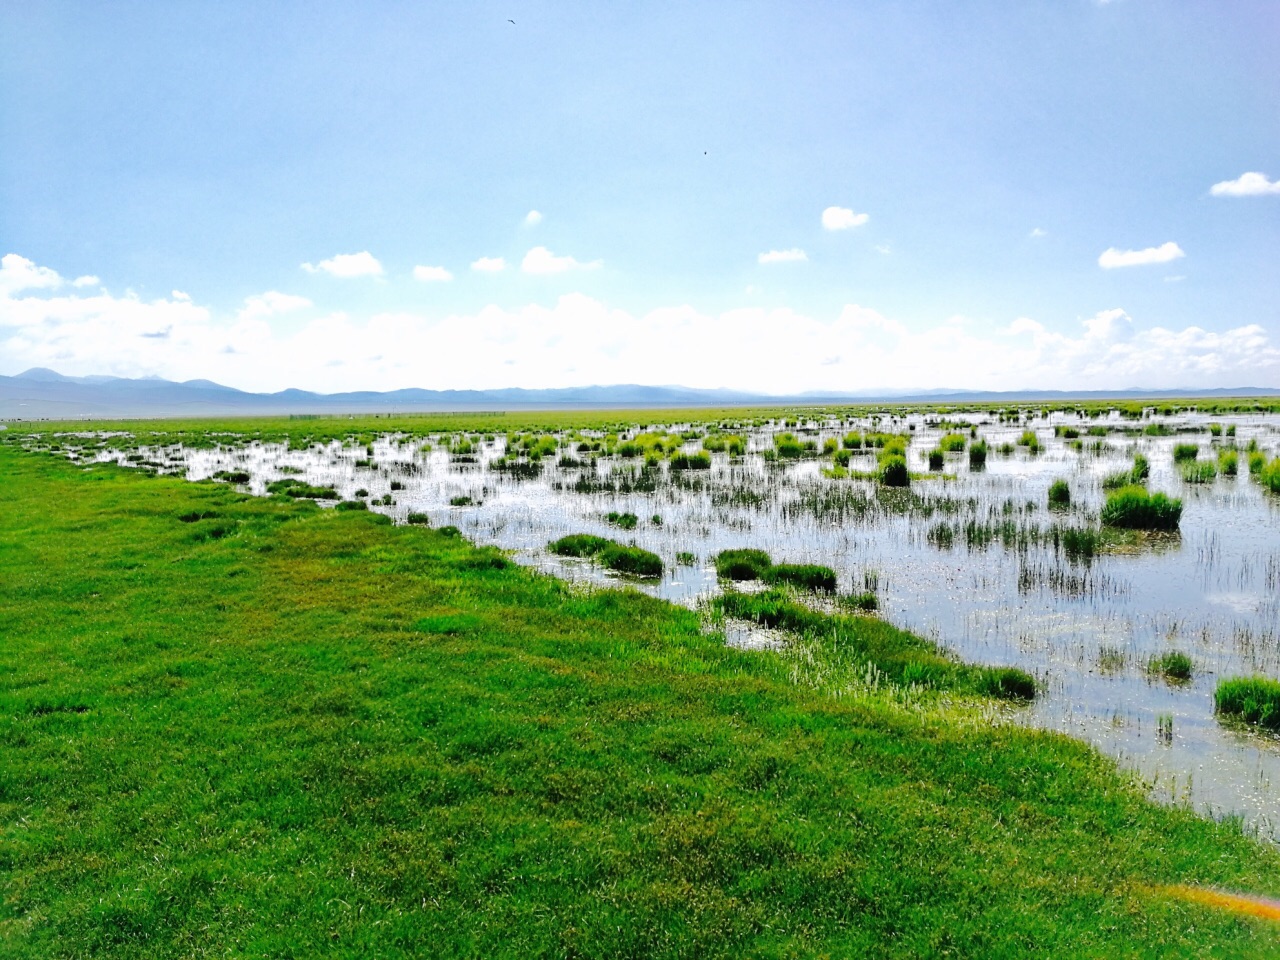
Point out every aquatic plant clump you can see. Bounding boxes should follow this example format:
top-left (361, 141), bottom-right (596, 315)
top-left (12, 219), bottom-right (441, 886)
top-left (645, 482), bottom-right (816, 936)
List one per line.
top-left (1259, 458), bottom-right (1280, 494)
top-left (968, 440), bottom-right (988, 469)
top-left (1149, 651), bottom-right (1193, 681)
top-left (1215, 676), bottom-right (1280, 731)
top-left (763, 563), bottom-right (839, 593)
top-left (599, 543), bottom-right (663, 577)
top-left (265, 478), bottom-right (338, 500)
top-left (1172, 443), bottom-right (1200, 463)
top-left (1047, 479), bottom-right (1070, 507)
top-left (1100, 486), bottom-right (1182, 531)
top-left (878, 454), bottom-right (909, 487)
top-left (714, 548), bottom-right (773, 581)
top-left (549, 534), bottom-right (612, 558)
top-left (1179, 460), bottom-right (1217, 484)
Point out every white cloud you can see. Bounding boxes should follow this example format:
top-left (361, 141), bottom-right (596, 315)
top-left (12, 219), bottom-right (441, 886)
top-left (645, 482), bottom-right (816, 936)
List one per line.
top-left (521, 246), bottom-right (601, 275)
top-left (471, 256), bottom-right (506, 273)
top-left (874, 244), bottom-right (892, 255)
top-left (821, 206), bottom-right (870, 230)
top-left (300, 251), bottom-right (384, 278)
top-left (4, 254), bottom-right (1276, 395)
top-left (0, 253), bottom-right (63, 295)
top-left (413, 265), bottom-right (453, 282)
top-left (1098, 242), bottom-right (1185, 269)
top-left (1029, 227), bottom-right (1047, 238)
top-left (1210, 172), bottom-right (1280, 197)
top-left (239, 291), bottom-right (312, 320)
top-left (758, 248), bottom-right (808, 264)
top-left (172, 290), bottom-right (191, 301)
top-left (525, 210), bottom-right (543, 226)
top-left (72, 275), bottom-right (100, 288)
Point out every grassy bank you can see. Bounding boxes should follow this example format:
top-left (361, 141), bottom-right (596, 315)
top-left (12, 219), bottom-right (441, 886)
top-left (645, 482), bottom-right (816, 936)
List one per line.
top-left (3, 443), bottom-right (1280, 957)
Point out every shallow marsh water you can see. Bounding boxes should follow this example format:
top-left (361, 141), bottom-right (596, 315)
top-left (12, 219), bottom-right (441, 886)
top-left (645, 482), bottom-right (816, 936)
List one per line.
top-left (32, 410), bottom-right (1280, 837)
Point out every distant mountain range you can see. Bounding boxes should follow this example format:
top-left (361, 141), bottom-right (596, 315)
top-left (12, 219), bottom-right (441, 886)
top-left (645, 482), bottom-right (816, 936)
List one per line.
top-left (2, 367), bottom-right (1277, 419)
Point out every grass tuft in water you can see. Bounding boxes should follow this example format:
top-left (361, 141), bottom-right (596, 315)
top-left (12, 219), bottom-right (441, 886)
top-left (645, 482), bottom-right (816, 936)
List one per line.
top-left (763, 563), bottom-right (839, 593)
top-left (1172, 443), bottom-right (1199, 463)
top-left (1149, 651), bottom-right (1193, 681)
top-left (1215, 676), bottom-right (1280, 731)
top-left (1047, 479), bottom-right (1071, 508)
top-left (714, 548), bottom-right (773, 581)
top-left (1100, 486), bottom-right (1181, 531)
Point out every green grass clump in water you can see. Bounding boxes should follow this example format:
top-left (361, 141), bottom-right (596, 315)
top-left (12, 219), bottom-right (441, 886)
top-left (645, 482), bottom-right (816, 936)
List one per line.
top-left (879, 453), bottom-right (909, 487)
top-left (8, 435), bottom-right (1280, 956)
top-left (1101, 486), bottom-right (1182, 530)
top-left (939, 432), bottom-right (967, 452)
top-left (549, 533), bottom-right (613, 557)
top-left (1173, 443), bottom-right (1200, 463)
top-left (968, 440), bottom-right (988, 469)
top-left (669, 451), bottom-right (712, 470)
top-left (265, 478), bottom-right (338, 499)
top-left (1132, 452), bottom-right (1151, 482)
top-left (927, 448), bottom-right (945, 470)
top-left (1149, 651), bottom-right (1193, 681)
top-left (550, 534), bottom-right (662, 576)
top-left (675, 550), bottom-right (697, 566)
top-left (715, 590), bottom-right (1034, 699)
top-left (598, 542), bottom-right (663, 577)
top-left (406, 511), bottom-right (431, 525)
top-left (1047, 479), bottom-right (1071, 507)
top-left (1102, 470), bottom-right (1133, 491)
top-left (606, 510), bottom-right (638, 530)
top-left (1258, 457), bottom-right (1280, 493)
top-left (1180, 460), bottom-right (1218, 484)
top-left (763, 563), bottom-right (839, 593)
top-left (714, 548), bottom-right (773, 581)
top-left (1216, 677), bottom-right (1280, 731)
top-left (1017, 429), bottom-right (1042, 452)
top-left (842, 431), bottom-right (863, 449)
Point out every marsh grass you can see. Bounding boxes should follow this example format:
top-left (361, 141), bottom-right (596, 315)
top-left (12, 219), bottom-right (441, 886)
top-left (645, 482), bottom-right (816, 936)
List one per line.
top-left (1149, 651), bottom-right (1193, 682)
top-left (1218, 450), bottom-right (1239, 477)
top-left (715, 589), bottom-right (1035, 700)
top-left (1101, 486), bottom-right (1182, 531)
top-left (968, 440), bottom-right (987, 469)
top-left (606, 510), bottom-right (639, 530)
top-left (1173, 443), bottom-right (1200, 463)
top-left (265, 478), bottom-right (338, 500)
top-left (714, 548), bottom-right (773, 581)
top-left (1216, 677), bottom-right (1280, 731)
top-left (1179, 460), bottom-right (1218, 484)
top-left (763, 563), bottom-right (839, 593)
top-left (1047, 479), bottom-right (1071, 508)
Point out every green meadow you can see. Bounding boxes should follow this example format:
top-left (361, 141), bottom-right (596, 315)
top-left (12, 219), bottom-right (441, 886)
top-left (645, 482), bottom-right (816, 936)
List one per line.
top-left (4, 412), bottom-right (1280, 957)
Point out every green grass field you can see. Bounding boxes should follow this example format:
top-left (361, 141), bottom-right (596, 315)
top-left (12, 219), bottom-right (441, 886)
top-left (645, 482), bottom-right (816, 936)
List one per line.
top-left (4, 437), bottom-right (1280, 957)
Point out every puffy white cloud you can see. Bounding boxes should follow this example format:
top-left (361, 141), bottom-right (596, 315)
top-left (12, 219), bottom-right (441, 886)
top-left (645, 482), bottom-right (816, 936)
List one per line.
top-left (1029, 227), bottom-right (1047, 238)
top-left (72, 275), bottom-right (101, 288)
top-left (300, 251), bottom-right (384, 278)
top-left (521, 246), bottom-right (601, 275)
top-left (172, 290), bottom-right (191, 301)
top-left (470, 256), bottom-right (506, 273)
top-left (821, 206), bottom-right (869, 230)
top-left (239, 291), bottom-right (312, 320)
top-left (1098, 242), bottom-right (1184, 269)
top-left (758, 248), bottom-right (808, 264)
top-left (413, 265), bottom-right (453, 282)
top-left (525, 210), bottom-right (543, 226)
top-left (0, 253), bottom-right (63, 295)
top-left (1210, 172), bottom-right (1280, 197)
top-left (4, 255), bottom-right (1276, 395)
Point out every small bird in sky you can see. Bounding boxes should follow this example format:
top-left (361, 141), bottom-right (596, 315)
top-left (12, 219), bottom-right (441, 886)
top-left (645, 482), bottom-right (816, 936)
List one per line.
top-left (508, 19), bottom-right (515, 24)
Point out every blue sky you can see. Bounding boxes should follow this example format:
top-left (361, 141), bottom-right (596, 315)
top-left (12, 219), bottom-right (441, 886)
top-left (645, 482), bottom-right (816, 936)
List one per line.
top-left (2, 1), bottom-right (1277, 393)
